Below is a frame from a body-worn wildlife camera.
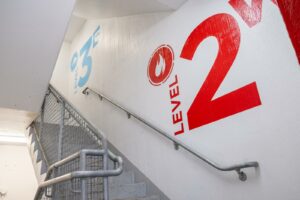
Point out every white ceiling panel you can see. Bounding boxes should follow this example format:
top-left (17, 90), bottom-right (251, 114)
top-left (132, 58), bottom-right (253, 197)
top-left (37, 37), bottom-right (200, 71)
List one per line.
top-left (73, 0), bottom-right (187, 19)
top-left (0, 0), bottom-right (76, 113)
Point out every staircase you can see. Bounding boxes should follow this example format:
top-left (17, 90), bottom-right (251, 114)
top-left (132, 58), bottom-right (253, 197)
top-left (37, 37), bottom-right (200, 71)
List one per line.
top-left (26, 85), bottom-right (165, 200)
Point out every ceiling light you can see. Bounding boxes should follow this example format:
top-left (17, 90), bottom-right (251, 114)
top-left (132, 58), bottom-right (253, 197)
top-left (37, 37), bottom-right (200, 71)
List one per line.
top-left (0, 132), bottom-right (26, 145)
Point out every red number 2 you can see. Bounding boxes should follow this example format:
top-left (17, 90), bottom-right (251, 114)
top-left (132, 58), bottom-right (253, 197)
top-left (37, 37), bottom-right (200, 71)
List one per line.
top-left (229, 0), bottom-right (263, 28)
top-left (180, 13), bottom-right (262, 130)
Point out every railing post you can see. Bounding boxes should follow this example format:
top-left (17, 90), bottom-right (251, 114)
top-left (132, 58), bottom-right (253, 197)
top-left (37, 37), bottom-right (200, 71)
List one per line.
top-left (103, 138), bottom-right (109, 200)
top-left (52, 100), bottom-right (65, 200)
top-left (39, 99), bottom-right (45, 140)
top-left (52, 167), bottom-right (58, 199)
top-left (80, 151), bottom-right (87, 200)
top-left (58, 101), bottom-right (65, 161)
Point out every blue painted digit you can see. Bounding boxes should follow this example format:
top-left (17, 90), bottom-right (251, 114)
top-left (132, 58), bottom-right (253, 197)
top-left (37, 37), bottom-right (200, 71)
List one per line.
top-left (70, 52), bottom-right (78, 71)
top-left (70, 25), bottom-right (100, 89)
top-left (93, 26), bottom-right (101, 48)
top-left (78, 36), bottom-right (92, 87)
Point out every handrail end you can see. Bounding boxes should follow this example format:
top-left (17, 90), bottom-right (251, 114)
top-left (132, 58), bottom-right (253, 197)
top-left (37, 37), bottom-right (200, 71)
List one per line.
top-left (243, 161), bottom-right (259, 169)
top-left (235, 161), bottom-right (259, 182)
top-left (82, 87), bottom-right (89, 95)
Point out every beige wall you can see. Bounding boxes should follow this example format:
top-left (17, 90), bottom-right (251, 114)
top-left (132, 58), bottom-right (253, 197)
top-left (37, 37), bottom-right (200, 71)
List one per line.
top-left (0, 145), bottom-right (37, 200)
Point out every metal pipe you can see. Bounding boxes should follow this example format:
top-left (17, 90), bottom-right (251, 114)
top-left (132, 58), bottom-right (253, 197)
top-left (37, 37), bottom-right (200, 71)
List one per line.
top-left (58, 101), bottom-right (65, 161)
top-left (71, 168), bottom-right (123, 179)
top-left (80, 151), bottom-right (87, 200)
top-left (34, 85), bottom-right (124, 199)
top-left (39, 173), bottom-right (72, 188)
top-left (103, 138), bottom-right (109, 200)
top-left (37, 167), bottom-right (123, 190)
top-left (48, 151), bottom-right (81, 172)
top-left (82, 87), bottom-right (259, 181)
top-left (34, 149), bottom-right (123, 200)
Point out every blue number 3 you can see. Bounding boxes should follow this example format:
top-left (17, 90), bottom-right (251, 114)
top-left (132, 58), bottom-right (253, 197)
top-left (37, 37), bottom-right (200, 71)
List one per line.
top-left (78, 36), bottom-right (92, 87)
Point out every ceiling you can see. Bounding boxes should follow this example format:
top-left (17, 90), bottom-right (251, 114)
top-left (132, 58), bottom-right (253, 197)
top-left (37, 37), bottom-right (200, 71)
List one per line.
top-left (0, 0), bottom-right (76, 133)
top-left (73, 0), bottom-right (187, 19)
top-left (0, 0), bottom-right (76, 112)
top-left (65, 0), bottom-right (187, 42)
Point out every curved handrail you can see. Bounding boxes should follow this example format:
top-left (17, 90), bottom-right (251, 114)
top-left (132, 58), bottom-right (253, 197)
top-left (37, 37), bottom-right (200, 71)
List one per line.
top-left (82, 86), bottom-right (259, 181)
top-left (34, 149), bottom-right (123, 200)
top-left (37, 85), bottom-right (122, 200)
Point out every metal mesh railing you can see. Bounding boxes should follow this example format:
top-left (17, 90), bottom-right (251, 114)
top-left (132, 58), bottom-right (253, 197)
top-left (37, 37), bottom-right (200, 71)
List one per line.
top-left (36, 92), bottom-right (61, 165)
top-left (32, 86), bottom-right (117, 200)
top-left (62, 108), bottom-right (101, 160)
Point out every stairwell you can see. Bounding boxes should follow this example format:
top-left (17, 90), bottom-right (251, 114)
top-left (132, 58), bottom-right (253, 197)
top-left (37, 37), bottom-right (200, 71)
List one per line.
top-left (26, 86), bottom-right (168, 200)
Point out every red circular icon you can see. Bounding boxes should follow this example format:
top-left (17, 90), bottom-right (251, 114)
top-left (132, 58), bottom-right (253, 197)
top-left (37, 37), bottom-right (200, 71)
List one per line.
top-left (147, 44), bottom-right (174, 86)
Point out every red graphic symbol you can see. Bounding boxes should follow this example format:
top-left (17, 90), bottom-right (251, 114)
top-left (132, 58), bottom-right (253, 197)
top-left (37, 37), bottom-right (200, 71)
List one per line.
top-left (276, 0), bottom-right (300, 64)
top-left (271, 0), bottom-right (278, 5)
top-left (180, 13), bottom-right (262, 130)
top-left (148, 45), bottom-right (174, 86)
top-left (229, 0), bottom-right (263, 28)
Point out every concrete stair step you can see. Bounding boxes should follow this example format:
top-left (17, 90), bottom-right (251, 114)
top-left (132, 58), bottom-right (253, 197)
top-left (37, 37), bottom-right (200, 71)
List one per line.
top-left (33, 141), bottom-right (38, 152)
top-left (40, 173), bottom-right (47, 182)
top-left (36, 161), bottom-right (47, 183)
top-left (30, 133), bottom-right (36, 144)
top-left (110, 171), bottom-right (135, 186)
top-left (30, 142), bottom-right (35, 158)
top-left (110, 182), bottom-right (147, 200)
top-left (36, 148), bottom-right (42, 162)
top-left (27, 126), bottom-right (33, 137)
top-left (114, 195), bottom-right (160, 200)
top-left (40, 160), bottom-right (48, 175)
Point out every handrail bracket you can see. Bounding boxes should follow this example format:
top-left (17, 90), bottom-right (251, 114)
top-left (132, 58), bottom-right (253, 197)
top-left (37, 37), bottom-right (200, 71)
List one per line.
top-left (236, 169), bottom-right (247, 182)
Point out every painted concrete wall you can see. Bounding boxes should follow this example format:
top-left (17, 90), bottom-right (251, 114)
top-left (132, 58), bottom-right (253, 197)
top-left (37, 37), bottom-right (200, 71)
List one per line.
top-left (51, 0), bottom-right (300, 199)
top-left (0, 145), bottom-right (38, 200)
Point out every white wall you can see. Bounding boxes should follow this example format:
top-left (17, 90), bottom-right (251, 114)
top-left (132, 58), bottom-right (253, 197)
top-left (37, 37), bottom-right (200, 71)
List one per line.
top-left (0, 145), bottom-right (38, 200)
top-left (50, 42), bottom-right (71, 96)
top-left (51, 0), bottom-right (300, 199)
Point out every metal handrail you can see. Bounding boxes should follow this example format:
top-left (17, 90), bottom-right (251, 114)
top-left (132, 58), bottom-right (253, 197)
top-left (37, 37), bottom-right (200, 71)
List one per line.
top-left (34, 149), bottom-right (123, 200)
top-left (83, 86), bottom-right (259, 181)
top-left (34, 85), bottom-right (121, 200)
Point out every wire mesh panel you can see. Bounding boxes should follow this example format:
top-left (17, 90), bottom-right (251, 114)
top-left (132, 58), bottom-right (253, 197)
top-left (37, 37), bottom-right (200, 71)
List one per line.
top-left (54, 158), bottom-right (81, 200)
top-left (86, 155), bottom-right (104, 200)
top-left (59, 104), bottom-right (104, 199)
top-left (52, 155), bottom-right (104, 200)
top-left (40, 92), bottom-right (62, 165)
top-left (62, 108), bottom-right (101, 159)
top-left (34, 88), bottom-right (106, 200)
top-left (36, 172), bottom-right (56, 200)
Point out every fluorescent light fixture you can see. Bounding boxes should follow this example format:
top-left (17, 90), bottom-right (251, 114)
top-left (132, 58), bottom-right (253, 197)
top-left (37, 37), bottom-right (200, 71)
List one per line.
top-left (0, 131), bottom-right (26, 145)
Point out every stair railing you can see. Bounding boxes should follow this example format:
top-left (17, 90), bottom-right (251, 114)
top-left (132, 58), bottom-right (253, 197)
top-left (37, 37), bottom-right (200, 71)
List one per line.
top-left (32, 85), bottom-right (123, 200)
top-left (34, 149), bottom-right (123, 200)
top-left (83, 86), bottom-right (259, 181)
